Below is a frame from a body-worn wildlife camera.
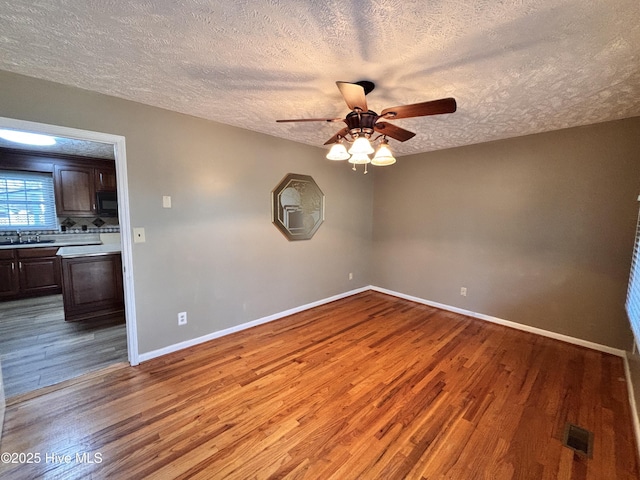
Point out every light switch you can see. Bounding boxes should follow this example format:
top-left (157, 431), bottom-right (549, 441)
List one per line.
top-left (162, 195), bottom-right (172, 208)
top-left (133, 227), bottom-right (146, 243)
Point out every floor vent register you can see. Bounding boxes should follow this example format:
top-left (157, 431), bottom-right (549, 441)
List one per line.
top-left (562, 423), bottom-right (594, 458)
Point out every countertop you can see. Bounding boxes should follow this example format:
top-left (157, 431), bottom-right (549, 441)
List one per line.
top-left (56, 243), bottom-right (122, 258)
top-left (0, 232), bottom-right (123, 251)
top-left (0, 240), bottom-right (102, 250)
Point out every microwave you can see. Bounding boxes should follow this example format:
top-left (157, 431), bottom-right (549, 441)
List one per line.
top-left (96, 191), bottom-right (118, 217)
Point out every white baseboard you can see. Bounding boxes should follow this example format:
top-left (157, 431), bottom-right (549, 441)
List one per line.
top-left (370, 285), bottom-right (626, 358)
top-left (141, 284), bottom-right (627, 363)
top-left (138, 286), bottom-right (370, 363)
top-left (372, 286), bottom-right (638, 457)
top-left (623, 353), bottom-right (640, 459)
top-left (137, 284), bottom-right (637, 456)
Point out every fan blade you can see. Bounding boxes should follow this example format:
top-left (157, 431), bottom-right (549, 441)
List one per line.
top-left (380, 97), bottom-right (456, 119)
top-left (336, 81), bottom-right (368, 112)
top-left (276, 117), bottom-right (343, 123)
top-left (374, 122), bottom-right (416, 142)
top-left (324, 127), bottom-right (350, 145)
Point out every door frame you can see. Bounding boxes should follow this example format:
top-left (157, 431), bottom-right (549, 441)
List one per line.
top-left (0, 116), bottom-right (139, 365)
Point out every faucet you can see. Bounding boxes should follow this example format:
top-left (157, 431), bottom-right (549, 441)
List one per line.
top-left (16, 230), bottom-right (23, 244)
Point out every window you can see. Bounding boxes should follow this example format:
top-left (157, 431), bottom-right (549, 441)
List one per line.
top-left (0, 170), bottom-right (57, 231)
top-left (626, 197), bottom-right (640, 351)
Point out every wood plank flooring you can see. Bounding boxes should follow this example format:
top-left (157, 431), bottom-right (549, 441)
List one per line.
top-left (0, 291), bottom-right (638, 479)
top-left (0, 294), bottom-right (128, 398)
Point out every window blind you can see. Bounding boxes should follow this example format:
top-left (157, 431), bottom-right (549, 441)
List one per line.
top-left (0, 170), bottom-right (58, 231)
top-left (626, 196), bottom-right (640, 351)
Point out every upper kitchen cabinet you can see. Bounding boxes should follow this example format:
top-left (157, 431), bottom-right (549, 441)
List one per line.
top-left (0, 148), bottom-right (117, 218)
top-left (54, 163), bottom-right (95, 216)
top-left (54, 159), bottom-right (116, 216)
top-left (95, 165), bottom-right (116, 192)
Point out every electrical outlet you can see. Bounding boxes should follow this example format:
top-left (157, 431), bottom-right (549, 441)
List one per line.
top-left (348, 272), bottom-right (353, 280)
top-left (178, 311), bottom-right (187, 325)
top-left (460, 287), bottom-right (467, 297)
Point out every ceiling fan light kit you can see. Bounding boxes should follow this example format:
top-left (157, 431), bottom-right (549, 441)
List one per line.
top-left (348, 152), bottom-right (372, 165)
top-left (326, 142), bottom-right (350, 161)
top-left (348, 136), bottom-right (375, 155)
top-left (277, 81), bottom-right (456, 174)
top-left (371, 139), bottom-right (396, 166)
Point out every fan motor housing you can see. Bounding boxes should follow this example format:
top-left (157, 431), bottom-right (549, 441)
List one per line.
top-left (346, 110), bottom-right (378, 137)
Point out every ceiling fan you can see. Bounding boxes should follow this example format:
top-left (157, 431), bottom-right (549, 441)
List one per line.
top-left (276, 81), bottom-right (456, 172)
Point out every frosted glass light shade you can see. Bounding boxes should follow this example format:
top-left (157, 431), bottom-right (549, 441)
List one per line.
top-left (348, 152), bottom-right (371, 164)
top-left (371, 143), bottom-right (396, 166)
top-left (326, 143), bottom-right (350, 160)
top-left (348, 136), bottom-right (374, 155)
top-left (0, 129), bottom-right (56, 146)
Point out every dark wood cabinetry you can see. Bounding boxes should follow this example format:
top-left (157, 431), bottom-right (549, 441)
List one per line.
top-left (60, 253), bottom-right (124, 321)
top-left (17, 247), bottom-right (61, 297)
top-left (0, 247), bottom-right (61, 299)
top-left (95, 166), bottom-right (117, 192)
top-left (54, 164), bottom-right (96, 216)
top-left (0, 249), bottom-right (19, 298)
top-left (54, 159), bottom-right (116, 216)
top-left (1, 149), bottom-right (117, 217)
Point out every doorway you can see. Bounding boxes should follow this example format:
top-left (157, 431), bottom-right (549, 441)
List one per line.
top-left (0, 116), bottom-right (138, 399)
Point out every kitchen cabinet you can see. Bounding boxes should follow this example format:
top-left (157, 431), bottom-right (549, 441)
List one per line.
top-left (0, 247), bottom-right (61, 299)
top-left (60, 252), bottom-right (124, 321)
top-left (54, 163), bottom-right (96, 216)
top-left (0, 250), bottom-right (19, 298)
top-left (17, 247), bottom-right (62, 297)
top-left (0, 150), bottom-right (117, 217)
top-left (54, 159), bottom-right (117, 216)
top-left (95, 165), bottom-right (116, 192)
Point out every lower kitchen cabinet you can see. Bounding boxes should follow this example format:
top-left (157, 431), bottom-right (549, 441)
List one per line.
top-left (60, 253), bottom-right (124, 321)
top-left (0, 250), bottom-right (19, 298)
top-left (0, 247), bottom-right (61, 299)
top-left (18, 247), bottom-right (62, 297)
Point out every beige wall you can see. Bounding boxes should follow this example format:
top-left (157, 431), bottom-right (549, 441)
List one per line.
top-left (3, 68), bottom-right (640, 444)
top-left (1, 68), bottom-right (639, 355)
top-left (372, 117), bottom-right (640, 350)
top-left (0, 70), bottom-right (374, 354)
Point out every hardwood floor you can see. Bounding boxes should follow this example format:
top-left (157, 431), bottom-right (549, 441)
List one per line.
top-left (0, 291), bottom-right (637, 479)
top-left (0, 294), bottom-right (128, 398)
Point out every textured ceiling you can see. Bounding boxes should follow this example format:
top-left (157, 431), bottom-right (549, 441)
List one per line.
top-left (0, 0), bottom-right (639, 157)
top-left (0, 135), bottom-right (115, 159)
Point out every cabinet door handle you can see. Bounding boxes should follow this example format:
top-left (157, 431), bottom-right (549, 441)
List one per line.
top-left (18, 261), bottom-right (22, 271)
top-left (100, 172), bottom-right (103, 185)
top-left (12, 262), bottom-right (15, 272)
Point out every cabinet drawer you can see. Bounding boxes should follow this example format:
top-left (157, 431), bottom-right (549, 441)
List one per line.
top-left (0, 249), bottom-right (16, 260)
top-left (18, 247), bottom-right (60, 258)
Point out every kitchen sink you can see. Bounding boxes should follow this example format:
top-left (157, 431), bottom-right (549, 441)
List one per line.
top-left (0, 239), bottom-right (56, 246)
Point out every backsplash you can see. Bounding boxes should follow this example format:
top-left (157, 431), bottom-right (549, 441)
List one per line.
top-left (58, 216), bottom-right (120, 234)
top-left (0, 217), bottom-right (119, 237)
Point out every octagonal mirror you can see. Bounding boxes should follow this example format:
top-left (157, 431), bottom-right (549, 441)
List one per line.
top-left (272, 173), bottom-right (324, 241)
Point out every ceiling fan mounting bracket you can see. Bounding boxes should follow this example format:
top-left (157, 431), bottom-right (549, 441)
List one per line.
top-left (353, 80), bottom-right (375, 95)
